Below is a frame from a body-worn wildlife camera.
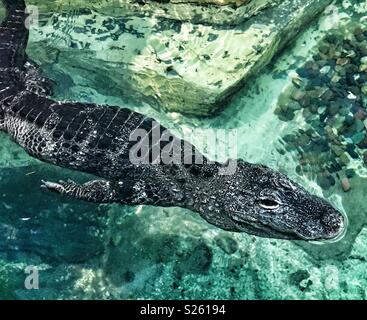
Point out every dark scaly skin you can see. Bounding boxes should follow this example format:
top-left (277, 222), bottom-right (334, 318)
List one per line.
top-left (0, 0), bottom-right (345, 240)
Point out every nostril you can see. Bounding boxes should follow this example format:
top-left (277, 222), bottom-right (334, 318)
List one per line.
top-left (321, 211), bottom-right (345, 238)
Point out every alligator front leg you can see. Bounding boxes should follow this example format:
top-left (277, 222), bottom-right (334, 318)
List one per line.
top-left (41, 179), bottom-right (117, 203)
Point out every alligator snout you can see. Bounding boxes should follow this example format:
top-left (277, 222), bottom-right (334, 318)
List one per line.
top-left (320, 208), bottom-right (346, 240)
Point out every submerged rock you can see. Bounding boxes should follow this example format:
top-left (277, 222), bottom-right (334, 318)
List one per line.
top-left (29, 0), bottom-right (275, 26)
top-left (289, 270), bottom-right (310, 287)
top-left (275, 19), bottom-right (367, 185)
top-left (215, 235), bottom-right (239, 254)
top-left (340, 177), bottom-right (351, 192)
top-left (26, 0), bottom-right (332, 115)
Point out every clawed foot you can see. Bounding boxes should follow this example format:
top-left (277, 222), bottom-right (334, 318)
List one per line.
top-left (41, 179), bottom-right (77, 195)
top-left (40, 178), bottom-right (116, 203)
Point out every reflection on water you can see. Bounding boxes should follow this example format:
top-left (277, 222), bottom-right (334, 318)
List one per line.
top-left (0, 1), bottom-right (367, 300)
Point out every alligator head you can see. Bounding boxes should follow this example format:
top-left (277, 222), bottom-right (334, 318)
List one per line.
top-left (200, 160), bottom-right (345, 241)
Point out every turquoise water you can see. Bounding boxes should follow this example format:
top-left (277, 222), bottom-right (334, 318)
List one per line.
top-left (1, 0), bottom-right (367, 299)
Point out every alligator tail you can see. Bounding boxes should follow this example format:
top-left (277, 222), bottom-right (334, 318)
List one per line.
top-left (0, 0), bottom-right (28, 68)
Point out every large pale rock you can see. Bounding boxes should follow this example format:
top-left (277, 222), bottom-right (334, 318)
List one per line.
top-left (26, 0), bottom-right (332, 116)
top-left (100, 0), bottom-right (275, 26)
top-left (168, 0), bottom-right (250, 4)
top-left (28, 0), bottom-right (274, 26)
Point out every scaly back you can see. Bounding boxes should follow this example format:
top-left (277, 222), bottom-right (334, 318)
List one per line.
top-left (0, 0), bottom-right (28, 68)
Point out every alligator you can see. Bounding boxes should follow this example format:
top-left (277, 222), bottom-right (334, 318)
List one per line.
top-left (0, 0), bottom-right (345, 240)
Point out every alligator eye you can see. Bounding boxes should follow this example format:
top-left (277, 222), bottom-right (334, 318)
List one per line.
top-left (258, 198), bottom-right (280, 210)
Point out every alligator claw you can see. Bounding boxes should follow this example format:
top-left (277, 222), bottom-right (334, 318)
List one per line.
top-left (41, 180), bottom-right (66, 194)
